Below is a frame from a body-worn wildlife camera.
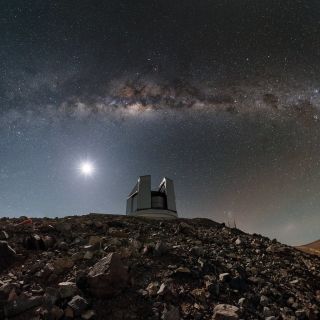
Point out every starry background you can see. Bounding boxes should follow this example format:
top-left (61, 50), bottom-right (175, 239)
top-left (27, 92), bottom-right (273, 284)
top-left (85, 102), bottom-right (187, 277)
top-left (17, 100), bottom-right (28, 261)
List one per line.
top-left (1, 0), bottom-right (320, 245)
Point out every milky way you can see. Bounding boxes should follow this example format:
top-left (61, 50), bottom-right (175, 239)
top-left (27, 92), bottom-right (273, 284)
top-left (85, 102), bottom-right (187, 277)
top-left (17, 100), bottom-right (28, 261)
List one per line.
top-left (0, 1), bottom-right (320, 244)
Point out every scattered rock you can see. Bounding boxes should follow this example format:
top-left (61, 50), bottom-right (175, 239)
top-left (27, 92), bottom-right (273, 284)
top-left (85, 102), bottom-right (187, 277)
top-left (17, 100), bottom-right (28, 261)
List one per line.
top-left (212, 304), bottom-right (239, 319)
top-left (64, 306), bottom-right (74, 318)
top-left (86, 252), bottom-right (129, 297)
top-left (263, 306), bottom-right (273, 317)
top-left (0, 241), bottom-right (16, 257)
top-left (178, 221), bottom-right (195, 235)
top-left (146, 282), bottom-right (159, 296)
top-left (44, 287), bottom-right (60, 306)
top-left (23, 234), bottom-right (46, 250)
top-left (295, 309), bottom-right (307, 318)
top-left (84, 251), bottom-right (94, 260)
top-left (190, 246), bottom-right (204, 256)
top-left (50, 305), bottom-right (64, 319)
top-left (0, 230), bottom-right (9, 240)
top-left (230, 276), bottom-right (247, 291)
top-left (0, 241), bottom-right (16, 270)
top-left (174, 266), bottom-right (191, 274)
top-left (157, 283), bottom-right (167, 295)
top-left (154, 240), bottom-right (168, 256)
top-left (219, 273), bottom-right (231, 282)
top-left (3, 295), bottom-right (43, 317)
top-left (260, 295), bottom-right (269, 306)
top-left (88, 235), bottom-right (103, 246)
top-left (58, 281), bottom-right (78, 298)
top-left (53, 257), bottom-right (74, 274)
top-left (81, 309), bottom-right (96, 319)
top-left (238, 297), bottom-right (245, 307)
top-left (0, 214), bottom-right (319, 319)
top-left (68, 295), bottom-right (89, 316)
top-left (55, 222), bottom-right (72, 233)
top-left (162, 304), bottom-right (180, 320)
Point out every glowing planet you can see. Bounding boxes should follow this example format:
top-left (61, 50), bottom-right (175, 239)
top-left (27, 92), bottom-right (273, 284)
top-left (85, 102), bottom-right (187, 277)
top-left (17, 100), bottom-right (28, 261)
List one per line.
top-left (80, 161), bottom-right (95, 176)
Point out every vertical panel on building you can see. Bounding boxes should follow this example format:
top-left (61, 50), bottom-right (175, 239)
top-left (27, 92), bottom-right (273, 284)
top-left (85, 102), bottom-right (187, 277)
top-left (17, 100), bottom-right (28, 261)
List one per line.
top-left (137, 175), bottom-right (151, 210)
top-left (164, 177), bottom-right (177, 212)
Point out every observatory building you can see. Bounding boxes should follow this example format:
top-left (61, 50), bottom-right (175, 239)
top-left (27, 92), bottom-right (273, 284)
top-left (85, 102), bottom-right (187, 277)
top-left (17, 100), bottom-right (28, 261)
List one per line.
top-left (126, 175), bottom-right (178, 219)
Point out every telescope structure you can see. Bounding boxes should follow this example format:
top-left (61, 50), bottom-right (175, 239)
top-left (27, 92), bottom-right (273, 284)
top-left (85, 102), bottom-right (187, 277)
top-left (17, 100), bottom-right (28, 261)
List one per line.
top-left (126, 175), bottom-right (178, 219)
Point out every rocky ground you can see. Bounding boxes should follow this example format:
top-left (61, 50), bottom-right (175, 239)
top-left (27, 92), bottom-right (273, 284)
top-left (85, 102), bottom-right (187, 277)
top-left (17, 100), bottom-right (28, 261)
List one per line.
top-left (0, 214), bottom-right (319, 320)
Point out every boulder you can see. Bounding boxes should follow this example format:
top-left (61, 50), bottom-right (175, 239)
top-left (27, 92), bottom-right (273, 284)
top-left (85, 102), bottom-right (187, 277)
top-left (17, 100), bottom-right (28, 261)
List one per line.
top-left (0, 230), bottom-right (9, 240)
top-left (190, 246), bottom-right (204, 256)
top-left (86, 253), bottom-right (128, 297)
top-left (44, 287), bottom-right (60, 306)
top-left (58, 281), bottom-right (78, 299)
top-left (0, 241), bottom-right (15, 257)
top-left (178, 222), bottom-right (195, 235)
top-left (68, 295), bottom-right (89, 316)
top-left (53, 257), bottom-right (74, 274)
top-left (0, 241), bottom-right (16, 270)
top-left (23, 234), bottom-right (46, 250)
top-left (212, 304), bottom-right (239, 320)
top-left (154, 240), bottom-right (168, 256)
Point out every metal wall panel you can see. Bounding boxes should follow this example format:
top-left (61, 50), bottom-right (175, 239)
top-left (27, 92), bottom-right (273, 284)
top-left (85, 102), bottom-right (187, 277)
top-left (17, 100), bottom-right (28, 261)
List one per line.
top-left (137, 175), bottom-right (151, 210)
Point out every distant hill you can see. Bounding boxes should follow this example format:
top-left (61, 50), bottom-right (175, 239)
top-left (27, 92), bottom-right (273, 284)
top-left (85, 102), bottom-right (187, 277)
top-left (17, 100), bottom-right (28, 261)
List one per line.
top-left (296, 239), bottom-right (320, 256)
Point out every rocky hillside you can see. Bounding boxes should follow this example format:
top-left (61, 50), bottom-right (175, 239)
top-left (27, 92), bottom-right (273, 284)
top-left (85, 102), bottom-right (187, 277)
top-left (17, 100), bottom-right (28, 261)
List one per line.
top-left (0, 214), bottom-right (319, 320)
top-left (297, 240), bottom-right (320, 257)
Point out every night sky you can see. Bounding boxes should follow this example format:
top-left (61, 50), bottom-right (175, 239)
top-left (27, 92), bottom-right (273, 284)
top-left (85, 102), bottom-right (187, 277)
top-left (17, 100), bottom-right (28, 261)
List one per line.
top-left (1, 1), bottom-right (320, 245)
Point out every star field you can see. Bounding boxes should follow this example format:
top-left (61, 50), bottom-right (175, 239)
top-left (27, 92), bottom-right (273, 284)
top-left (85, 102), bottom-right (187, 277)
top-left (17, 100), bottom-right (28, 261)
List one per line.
top-left (0, 1), bottom-right (320, 245)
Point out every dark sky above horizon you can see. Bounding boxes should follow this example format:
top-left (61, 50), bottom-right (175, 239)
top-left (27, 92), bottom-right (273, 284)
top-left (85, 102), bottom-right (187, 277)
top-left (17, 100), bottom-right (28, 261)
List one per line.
top-left (1, 0), bottom-right (320, 245)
